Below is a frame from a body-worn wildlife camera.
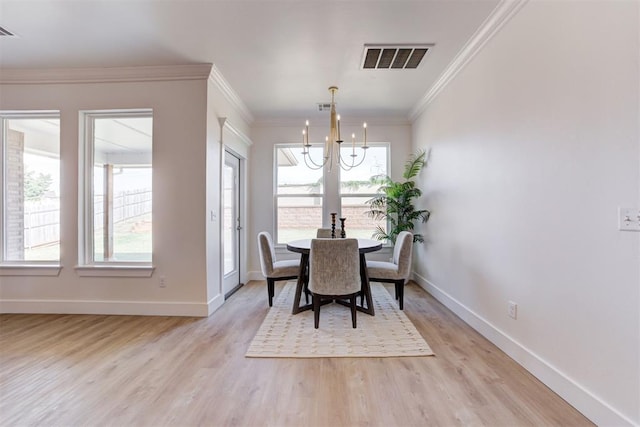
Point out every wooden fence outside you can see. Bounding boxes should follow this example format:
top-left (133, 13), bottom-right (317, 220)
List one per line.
top-left (24, 189), bottom-right (152, 249)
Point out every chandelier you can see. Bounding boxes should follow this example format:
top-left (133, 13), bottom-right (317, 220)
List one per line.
top-left (301, 86), bottom-right (368, 171)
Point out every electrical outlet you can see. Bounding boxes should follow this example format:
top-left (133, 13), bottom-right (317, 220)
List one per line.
top-left (508, 301), bottom-right (517, 319)
top-left (159, 275), bottom-right (166, 288)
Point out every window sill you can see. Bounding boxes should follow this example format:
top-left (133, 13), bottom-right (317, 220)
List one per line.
top-left (0, 264), bottom-right (62, 276)
top-left (75, 265), bottom-right (155, 277)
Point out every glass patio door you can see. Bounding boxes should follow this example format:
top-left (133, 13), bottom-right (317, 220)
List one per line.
top-left (222, 151), bottom-right (241, 297)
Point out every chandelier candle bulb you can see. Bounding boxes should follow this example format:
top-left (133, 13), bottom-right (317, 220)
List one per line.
top-left (337, 115), bottom-right (341, 140)
top-left (325, 136), bottom-right (329, 159)
top-left (305, 120), bottom-right (309, 145)
top-left (363, 122), bottom-right (367, 147)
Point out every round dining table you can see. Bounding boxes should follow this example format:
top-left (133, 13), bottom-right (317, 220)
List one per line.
top-left (286, 238), bottom-right (383, 316)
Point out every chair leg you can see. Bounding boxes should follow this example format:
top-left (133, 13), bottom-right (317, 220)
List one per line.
top-left (303, 271), bottom-right (310, 304)
top-left (304, 285), bottom-right (310, 305)
top-left (395, 282), bottom-right (399, 300)
top-left (396, 280), bottom-right (404, 310)
top-left (313, 294), bottom-right (321, 329)
top-left (267, 278), bottom-right (275, 307)
top-left (350, 295), bottom-right (357, 328)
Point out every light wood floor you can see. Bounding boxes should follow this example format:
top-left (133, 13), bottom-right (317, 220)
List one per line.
top-left (0, 281), bottom-right (593, 427)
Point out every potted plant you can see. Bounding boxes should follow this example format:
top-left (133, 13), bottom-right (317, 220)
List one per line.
top-left (366, 150), bottom-right (430, 244)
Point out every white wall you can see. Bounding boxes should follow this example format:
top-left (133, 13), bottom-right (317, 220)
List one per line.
top-left (412, 1), bottom-right (639, 425)
top-left (248, 119), bottom-right (413, 278)
top-left (0, 66), bottom-right (219, 316)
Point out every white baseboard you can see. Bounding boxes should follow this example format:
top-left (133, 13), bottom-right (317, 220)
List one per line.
top-left (0, 298), bottom-right (210, 317)
top-left (247, 271), bottom-right (265, 282)
top-left (412, 273), bottom-right (637, 427)
top-left (207, 293), bottom-right (225, 316)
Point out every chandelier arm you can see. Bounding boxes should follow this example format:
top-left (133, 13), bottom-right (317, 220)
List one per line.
top-left (337, 146), bottom-right (369, 170)
top-left (337, 151), bottom-right (355, 171)
top-left (302, 149), bottom-right (328, 170)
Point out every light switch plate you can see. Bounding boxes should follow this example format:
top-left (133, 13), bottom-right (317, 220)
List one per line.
top-left (618, 207), bottom-right (640, 231)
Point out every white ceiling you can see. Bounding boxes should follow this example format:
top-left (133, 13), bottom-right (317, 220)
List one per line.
top-left (0, 0), bottom-right (500, 120)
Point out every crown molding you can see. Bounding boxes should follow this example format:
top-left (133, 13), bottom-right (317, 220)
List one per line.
top-left (208, 65), bottom-right (254, 125)
top-left (222, 118), bottom-right (253, 147)
top-left (0, 64), bottom-right (213, 84)
top-left (409, 0), bottom-right (529, 121)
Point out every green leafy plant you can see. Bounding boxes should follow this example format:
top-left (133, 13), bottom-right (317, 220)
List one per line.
top-left (366, 150), bottom-right (430, 244)
top-left (24, 168), bottom-right (53, 200)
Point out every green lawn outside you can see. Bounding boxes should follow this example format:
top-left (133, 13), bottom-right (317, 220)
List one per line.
top-left (25, 214), bottom-right (152, 262)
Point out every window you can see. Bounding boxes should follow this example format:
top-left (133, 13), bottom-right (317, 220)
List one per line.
top-left (275, 145), bottom-right (323, 244)
top-left (340, 145), bottom-right (388, 239)
top-left (80, 110), bottom-right (152, 265)
top-left (274, 143), bottom-right (389, 243)
top-left (1, 112), bottom-right (61, 263)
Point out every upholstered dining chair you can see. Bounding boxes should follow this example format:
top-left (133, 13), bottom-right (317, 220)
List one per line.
top-left (366, 231), bottom-right (413, 310)
top-left (308, 238), bottom-right (361, 328)
top-left (316, 228), bottom-right (333, 238)
top-left (257, 231), bottom-right (300, 307)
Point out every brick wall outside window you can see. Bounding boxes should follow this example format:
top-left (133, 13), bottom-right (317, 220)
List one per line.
top-left (5, 129), bottom-right (25, 260)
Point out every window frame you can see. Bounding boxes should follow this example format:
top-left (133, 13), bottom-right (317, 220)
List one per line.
top-left (78, 109), bottom-right (154, 275)
top-left (0, 110), bottom-right (62, 274)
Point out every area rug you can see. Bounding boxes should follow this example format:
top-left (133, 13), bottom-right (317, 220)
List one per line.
top-left (246, 282), bottom-right (434, 358)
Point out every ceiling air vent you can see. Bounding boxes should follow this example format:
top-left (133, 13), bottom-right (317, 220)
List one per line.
top-left (317, 103), bottom-right (332, 112)
top-left (0, 26), bottom-right (15, 37)
top-left (362, 44), bottom-right (433, 70)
